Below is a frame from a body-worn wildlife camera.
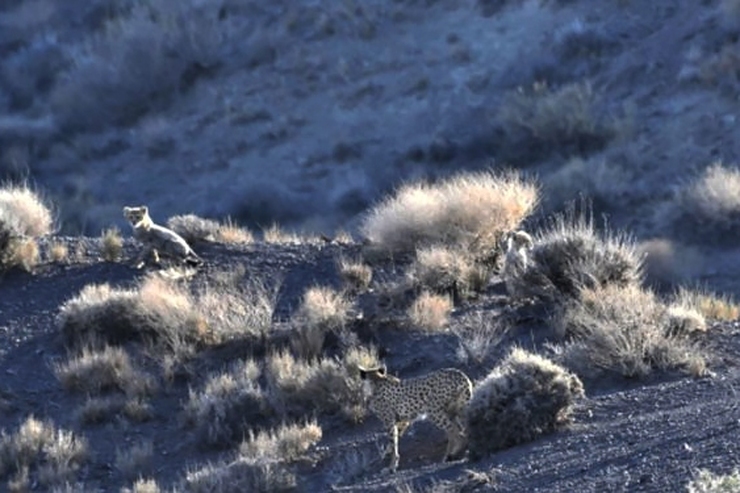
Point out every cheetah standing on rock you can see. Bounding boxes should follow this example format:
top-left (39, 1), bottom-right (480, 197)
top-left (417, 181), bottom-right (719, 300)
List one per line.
top-left (122, 206), bottom-right (202, 269)
top-left (358, 364), bottom-right (473, 472)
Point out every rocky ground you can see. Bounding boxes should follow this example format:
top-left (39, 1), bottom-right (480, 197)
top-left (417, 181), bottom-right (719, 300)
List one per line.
top-left (0, 235), bottom-right (738, 492)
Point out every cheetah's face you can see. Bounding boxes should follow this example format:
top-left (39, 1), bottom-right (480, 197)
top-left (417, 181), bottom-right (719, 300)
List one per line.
top-left (123, 206), bottom-right (148, 225)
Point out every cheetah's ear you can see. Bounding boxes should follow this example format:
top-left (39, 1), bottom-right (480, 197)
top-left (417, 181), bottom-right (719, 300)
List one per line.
top-left (377, 364), bottom-right (387, 377)
top-left (358, 369), bottom-right (368, 380)
top-left (140, 206), bottom-right (149, 215)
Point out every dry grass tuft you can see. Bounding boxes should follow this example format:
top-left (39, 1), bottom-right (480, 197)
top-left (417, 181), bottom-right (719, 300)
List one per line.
top-left (290, 286), bottom-right (350, 359)
top-left (216, 218), bottom-right (254, 244)
top-left (466, 348), bottom-right (584, 459)
top-left (407, 291), bottom-right (453, 331)
top-left (0, 416), bottom-right (88, 488)
top-left (687, 468), bottom-right (740, 493)
top-left (115, 441), bottom-right (154, 480)
top-left (121, 478), bottom-right (162, 493)
top-left (262, 224), bottom-right (320, 245)
top-left (554, 284), bottom-right (708, 379)
top-left (338, 257), bottom-right (373, 292)
top-left (660, 162), bottom-right (740, 247)
top-left (407, 245), bottom-right (488, 300)
top-left (49, 241), bottom-right (69, 263)
top-left (183, 359), bottom-right (273, 448)
top-left (101, 227), bottom-right (123, 262)
top-left (673, 287), bottom-right (740, 322)
top-left (454, 311), bottom-right (510, 366)
top-left (3, 237), bottom-right (39, 272)
top-left (512, 208), bottom-right (643, 303)
top-left (54, 346), bottom-right (156, 398)
top-left (360, 169), bottom-right (538, 257)
top-left (75, 396), bottom-right (126, 425)
top-left (239, 421), bottom-right (322, 464)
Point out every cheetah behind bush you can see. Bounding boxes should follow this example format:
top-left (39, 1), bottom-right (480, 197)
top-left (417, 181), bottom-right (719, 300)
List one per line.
top-left (359, 365), bottom-right (473, 472)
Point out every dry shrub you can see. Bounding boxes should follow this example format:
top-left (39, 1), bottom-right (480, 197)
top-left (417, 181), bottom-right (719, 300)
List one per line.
top-left (56, 276), bottom-right (204, 351)
top-left (554, 284), bottom-right (707, 379)
top-left (167, 214), bottom-right (220, 243)
top-left (167, 214), bottom-right (253, 244)
top-left (466, 348), bottom-right (584, 459)
top-left (101, 227), bottom-right (123, 262)
top-left (75, 396), bottom-right (126, 425)
top-left (49, 241), bottom-right (69, 263)
top-left (0, 183), bottom-right (52, 271)
top-left (3, 237), bottom-right (39, 272)
top-left (51, 0), bottom-right (223, 132)
top-left (121, 478), bottom-right (162, 493)
top-left (496, 81), bottom-right (624, 164)
top-left (637, 238), bottom-right (702, 291)
top-left (338, 257), bottom-right (373, 292)
top-left (407, 291), bottom-right (453, 331)
top-left (184, 421), bottom-right (320, 493)
top-left (407, 245), bottom-right (488, 299)
top-left (0, 416), bottom-right (88, 488)
top-left (184, 460), bottom-right (294, 493)
top-left (0, 183), bottom-right (53, 237)
top-left (183, 359), bottom-right (273, 448)
top-left (360, 169), bottom-right (538, 257)
top-left (513, 208), bottom-right (643, 303)
top-left (115, 441), bottom-right (153, 479)
top-left (687, 468), bottom-right (740, 493)
top-left (660, 162), bottom-right (740, 246)
top-left (239, 421), bottom-right (322, 464)
top-left (290, 286), bottom-right (350, 359)
top-left (265, 349), bottom-right (375, 421)
top-left (673, 287), bottom-right (740, 322)
top-left (54, 346), bottom-right (156, 398)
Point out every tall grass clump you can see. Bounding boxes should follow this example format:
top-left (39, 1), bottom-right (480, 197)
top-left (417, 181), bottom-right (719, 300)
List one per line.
top-left (687, 468), bottom-right (740, 493)
top-left (0, 416), bottom-right (89, 489)
top-left (290, 286), bottom-right (350, 359)
top-left (360, 169), bottom-right (538, 257)
top-left (183, 359), bottom-right (273, 448)
top-left (466, 348), bottom-right (584, 459)
top-left (554, 284), bottom-right (708, 379)
top-left (0, 183), bottom-right (53, 271)
top-left (660, 162), bottom-right (740, 247)
top-left (511, 207), bottom-right (643, 303)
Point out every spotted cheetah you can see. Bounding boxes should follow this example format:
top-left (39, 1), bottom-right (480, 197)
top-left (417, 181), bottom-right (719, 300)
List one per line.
top-left (502, 230), bottom-right (533, 298)
top-left (358, 364), bottom-right (473, 472)
top-left (122, 206), bottom-right (202, 269)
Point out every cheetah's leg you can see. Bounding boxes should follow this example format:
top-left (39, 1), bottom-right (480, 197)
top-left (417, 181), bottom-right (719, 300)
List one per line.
top-left (133, 247), bottom-right (151, 269)
top-left (430, 413), bottom-right (466, 462)
top-left (388, 423), bottom-right (400, 472)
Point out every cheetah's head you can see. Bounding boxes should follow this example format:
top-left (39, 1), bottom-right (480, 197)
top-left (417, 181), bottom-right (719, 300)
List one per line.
top-left (123, 206), bottom-right (149, 226)
top-left (358, 364), bottom-right (387, 382)
top-left (505, 230), bottom-right (534, 252)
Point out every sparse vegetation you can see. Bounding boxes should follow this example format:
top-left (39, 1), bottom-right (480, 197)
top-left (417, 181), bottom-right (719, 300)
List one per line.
top-left (496, 81), bottom-right (627, 164)
top-left (183, 359), bottom-right (273, 448)
top-left (554, 284), bottom-right (708, 379)
top-left (360, 169), bottom-right (538, 257)
top-left (239, 421), bottom-right (322, 464)
top-left (661, 162), bottom-right (740, 246)
top-left (408, 291), bottom-right (453, 331)
top-left (121, 478), bottom-right (162, 493)
top-left (101, 227), bottom-right (123, 262)
top-left (673, 287), bottom-right (740, 322)
top-left (115, 441), bottom-right (153, 480)
top-left (454, 311), bottom-right (509, 366)
top-left (466, 348), bottom-right (584, 459)
top-left (49, 241), bottom-right (69, 263)
top-left (54, 345), bottom-right (156, 398)
top-left (0, 416), bottom-right (89, 489)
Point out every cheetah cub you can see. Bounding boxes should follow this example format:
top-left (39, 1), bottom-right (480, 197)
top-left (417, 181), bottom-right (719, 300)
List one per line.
top-left (501, 230), bottom-right (534, 298)
top-left (122, 206), bottom-right (202, 269)
top-left (358, 364), bottom-right (473, 472)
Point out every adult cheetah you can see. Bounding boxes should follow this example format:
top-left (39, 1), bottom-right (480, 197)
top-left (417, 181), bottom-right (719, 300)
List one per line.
top-left (358, 364), bottom-right (473, 472)
top-left (501, 229), bottom-right (534, 298)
